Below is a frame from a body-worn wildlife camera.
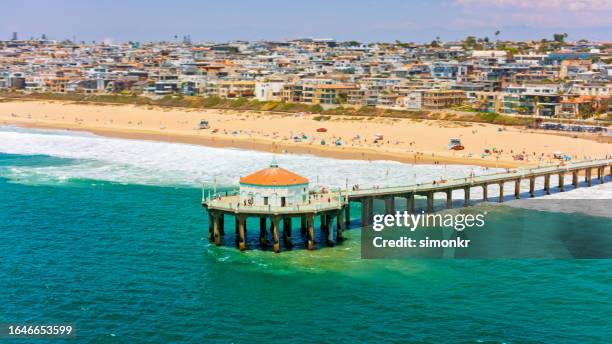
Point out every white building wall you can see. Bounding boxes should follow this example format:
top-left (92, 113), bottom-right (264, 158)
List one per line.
top-left (573, 85), bottom-right (612, 96)
top-left (255, 81), bottom-right (285, 101)
top-left (239, 184), bottom-right (308, 206)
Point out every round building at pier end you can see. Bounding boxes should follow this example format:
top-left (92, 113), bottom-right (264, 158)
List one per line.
top-left (239, 159), bottom-right (309, 207)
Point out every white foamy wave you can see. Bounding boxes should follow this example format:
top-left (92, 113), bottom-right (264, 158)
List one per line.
top-left (461, 173), bottom-right (612, 201)
top-left (0, 126), bottom-right (494, 188)
top-left (505, 182), bottom-right (612, 217)
top-left (536, 180), bottom-right (612, 200)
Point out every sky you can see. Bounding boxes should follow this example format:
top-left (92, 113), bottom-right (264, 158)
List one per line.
top-left (3, 0), bottom-right (611, 43)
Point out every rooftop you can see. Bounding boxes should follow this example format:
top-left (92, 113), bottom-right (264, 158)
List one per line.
top-left (239, 160), bottom-right (309, 186)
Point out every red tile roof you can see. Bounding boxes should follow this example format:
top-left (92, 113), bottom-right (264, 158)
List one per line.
top-left (240, 167), bottom-right (309, 186)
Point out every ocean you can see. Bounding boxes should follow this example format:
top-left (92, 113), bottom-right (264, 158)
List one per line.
top-left (1, 126), bottom-right (611, 343)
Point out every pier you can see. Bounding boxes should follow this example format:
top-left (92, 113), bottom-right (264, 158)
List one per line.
top-left (203, 159), bottom-right (612, 252)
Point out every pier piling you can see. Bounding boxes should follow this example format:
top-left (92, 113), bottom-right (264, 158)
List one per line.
top-left (426, 192), bottom-right (434, 213)
top-left (238, 215), bottom-right (246, 251)
top-left (361, 198), bottom-right (373, 226)
top-left (572, 172), bottom-right (579, 189)
top-left (259, 217), bottom-right (268, 248)
top-left (344, 205), bottom-right (351, 227)
top-left (283, 217), bottom-right (293, 249)
top-left (544, 174), bottom-right (551, 194)
top-left (336, 210), bottom-right (344, 242)
top-left (300, 216), bottom-right (307, 237)
top-left (219, 214), bottom-right (225, 236)
top-left (325, 215), bottom-right (334, 247)
top-left (208, 213), bottom-right (214, 242)
top-left (587, 168), bottom-right (592, 186)
top-left (585, 168), bottom-right (590, 185)
top-left (482, 184), bottom-right (488, 201)
top-left (463, 187), bottom-right (470, 207)
top-left (234, 217), bottom-right (240, 246)
top-left (384, 197), bottom-right (395, 214)
top-left (307, 214), bottom-right (315, 250)
top-left (213, 213), bottom-right (221, 246)
top-left (446, 190), bottom-right (453, 209)
top-left (271, 216), bottom-right (280, 253)
top-left (514, 179), bottom-right (521, 199)
top-left (559, 173), bottom-right (565, 192)
top-left (406, 193), bottom-right (415, 213)
top-left (529, 177), bottom-right (535, 198)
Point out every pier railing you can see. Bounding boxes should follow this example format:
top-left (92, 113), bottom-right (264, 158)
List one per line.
top-left (203, 193), bottom-right (348, 214)
top-left (346, 158), bottom-right (612, 198)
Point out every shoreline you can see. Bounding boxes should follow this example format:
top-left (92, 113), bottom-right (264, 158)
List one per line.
top-left (1, 99), bottom-right (610, 169)
top-left (7, 120), bottom-right (521, 168)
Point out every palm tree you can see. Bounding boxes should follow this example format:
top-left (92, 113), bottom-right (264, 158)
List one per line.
top-left (494, 30), bottom-right (500, 49)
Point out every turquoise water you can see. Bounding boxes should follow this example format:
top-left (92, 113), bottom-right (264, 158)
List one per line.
top-left (1, 153), bottom-right (611, 343)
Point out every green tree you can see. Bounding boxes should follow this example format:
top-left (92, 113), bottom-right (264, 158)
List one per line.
top-left (464, 36), bottom-right (477, 48)
top-left (553, 33), bottom-right (568, 43)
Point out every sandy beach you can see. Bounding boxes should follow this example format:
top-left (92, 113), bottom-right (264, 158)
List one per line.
top-left (1, 99), bottom-right (610, 168)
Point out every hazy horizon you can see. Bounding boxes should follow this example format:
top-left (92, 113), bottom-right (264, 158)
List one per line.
top-left (3, 0), bottom-right (611, 43)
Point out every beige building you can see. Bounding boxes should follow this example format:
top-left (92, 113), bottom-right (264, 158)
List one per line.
top-left (422, 90), bottom-right (466, 109)
top-left (217, 80), bottom-right (256, 98)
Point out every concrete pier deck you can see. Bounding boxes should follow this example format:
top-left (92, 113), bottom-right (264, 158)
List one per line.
top-left (203, 158), bottom-right (612, 252)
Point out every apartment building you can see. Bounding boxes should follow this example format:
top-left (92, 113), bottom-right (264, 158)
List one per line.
top-left (217, 80), bottom-right (256, 98)
top-left (422, 90), bottom-right (466, 109)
